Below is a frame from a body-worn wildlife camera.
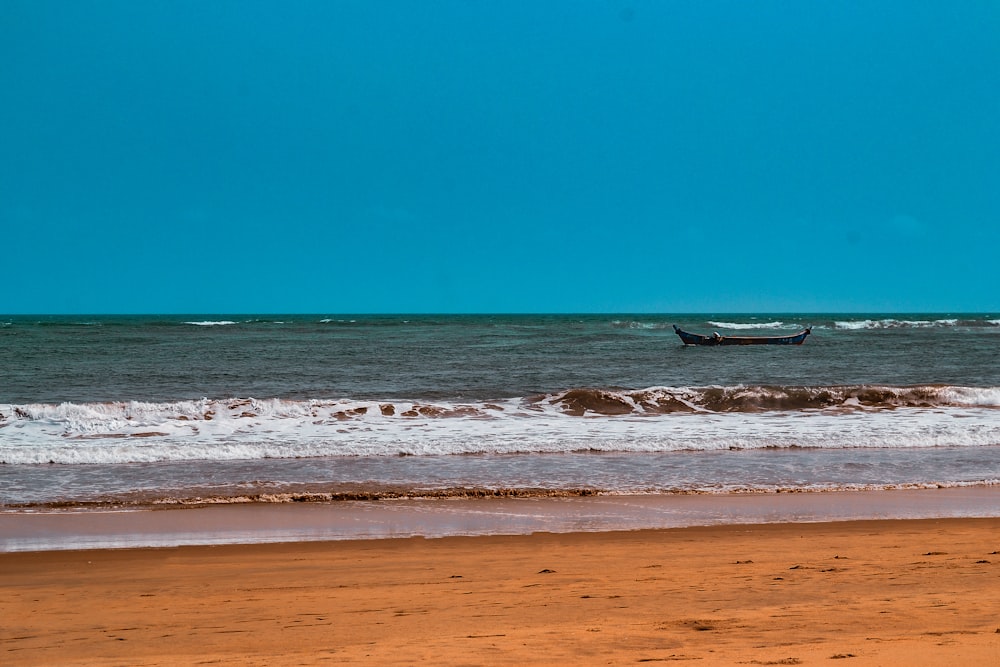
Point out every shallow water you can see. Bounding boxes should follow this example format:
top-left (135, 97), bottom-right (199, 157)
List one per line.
top-left (4, 488), bottom-right (1000, 552)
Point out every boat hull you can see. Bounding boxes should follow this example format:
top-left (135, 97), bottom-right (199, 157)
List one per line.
top-left (673, 325), bottom-right (811, 346)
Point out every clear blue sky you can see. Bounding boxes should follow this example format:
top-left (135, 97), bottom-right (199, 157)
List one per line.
top-left (2, 1), bottom-right (998, 314)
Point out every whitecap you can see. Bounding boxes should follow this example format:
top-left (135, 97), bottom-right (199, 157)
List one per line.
top-left (707, 321), bottom-right (787, 330)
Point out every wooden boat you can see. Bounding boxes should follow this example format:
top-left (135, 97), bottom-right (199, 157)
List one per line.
top-left (673, 324), bottom-right (811, 346)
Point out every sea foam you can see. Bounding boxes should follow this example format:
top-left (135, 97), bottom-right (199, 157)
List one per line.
top-left (834, 318), bottom-right (962, 330)
top-left (706, 321), bottom-right (789, 330)
top-left (2, 387), bottom-right (999, 465)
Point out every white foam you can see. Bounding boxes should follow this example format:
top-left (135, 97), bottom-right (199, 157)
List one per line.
top-left (835, 320), bottom-right (874, 330)
top-left (942, 386), bottom-right (1000, 407)
top-left (184, 321), bottom-right (237, 326)
top-left (834, 318), bottom-right (961, 330)
top-left (610, 320), bottom-right (668, 329)
top-left (707, 321), bottom-right (788, 330)
top-left (2, 395), bottom-right (999, 465)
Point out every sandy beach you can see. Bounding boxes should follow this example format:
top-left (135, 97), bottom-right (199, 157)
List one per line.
top-left (3, 517), bottom-right (999, 666)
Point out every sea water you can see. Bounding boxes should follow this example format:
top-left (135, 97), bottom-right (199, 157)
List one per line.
top-left (2, 314), bottom-right (999, 508)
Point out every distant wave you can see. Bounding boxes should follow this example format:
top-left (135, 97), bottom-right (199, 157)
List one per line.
top-left (834, 318), bottom-right (961, 330)
top-left (184, 320), bottom-right (238, 326)
top-left (707, 321), bottom-right (790, 330)
top-left (610, 320), bottom-right (670, 330)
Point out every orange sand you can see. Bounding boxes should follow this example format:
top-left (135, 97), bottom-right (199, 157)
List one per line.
top-left (3, 518), bottom-right (999, 666)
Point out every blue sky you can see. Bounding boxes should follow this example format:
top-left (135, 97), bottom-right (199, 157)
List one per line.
top-left (2, 1), bottom-right (998, 313)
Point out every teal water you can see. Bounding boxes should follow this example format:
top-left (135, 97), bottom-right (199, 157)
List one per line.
top-left (3, 313), bottom-right (998, 403)
top-left (1, 314), bottom-right (999, 508)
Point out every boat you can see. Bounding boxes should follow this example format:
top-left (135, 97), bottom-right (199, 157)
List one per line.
top-left (673, 324), bottom-right (811, 346)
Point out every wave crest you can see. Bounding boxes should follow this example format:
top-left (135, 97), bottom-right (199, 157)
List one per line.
top-left (2, 385), bottom-right (998, 429)
top-left (3, 386), bottom-right (999, 465)
top-left (546, 385), bottom-right (1000, 415)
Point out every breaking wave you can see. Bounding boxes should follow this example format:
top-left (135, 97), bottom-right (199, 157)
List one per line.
top-left (3, 385), bottom-right (997, 425)
top-left (2, 385), bottom-right (999, 464)
top-left (545, 385), bottom-right (1000, 414)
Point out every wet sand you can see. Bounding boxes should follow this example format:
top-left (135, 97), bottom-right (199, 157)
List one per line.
top-left (6, 487), bottom-right (1000, 552)
top-left (3, 518), bottom-right (1000, 666)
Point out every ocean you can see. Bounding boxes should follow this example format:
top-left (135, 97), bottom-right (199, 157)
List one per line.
top-left (2, 313), bottom-right (999, 515)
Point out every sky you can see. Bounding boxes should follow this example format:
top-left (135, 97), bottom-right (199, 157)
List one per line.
top-left (2, 1), bottom-right (998, 314)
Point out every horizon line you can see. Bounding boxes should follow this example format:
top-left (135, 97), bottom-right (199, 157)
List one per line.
top-left (2, 311), bottom-right (996, 317)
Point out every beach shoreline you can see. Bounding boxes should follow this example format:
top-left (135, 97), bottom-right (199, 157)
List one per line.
top-left (3, 517), bottom-right (999, 665)
top-left (4, 486), bottom-right (1000, 553)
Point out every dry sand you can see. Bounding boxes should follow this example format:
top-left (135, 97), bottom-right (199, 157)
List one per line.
top-left (3, 518), bottom-right (999, 666)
